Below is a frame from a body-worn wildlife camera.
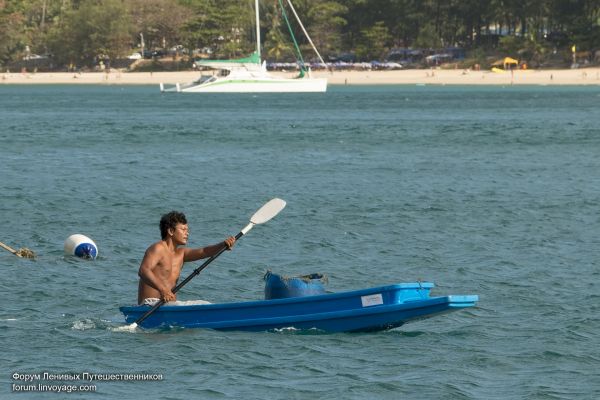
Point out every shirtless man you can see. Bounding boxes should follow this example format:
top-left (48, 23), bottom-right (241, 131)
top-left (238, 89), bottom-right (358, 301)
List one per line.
top-left (137, 211), bottom-right (235, 305)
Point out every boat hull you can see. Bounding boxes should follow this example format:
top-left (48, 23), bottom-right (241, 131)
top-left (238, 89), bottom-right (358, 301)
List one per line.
top-left (120, 283), bottom-right (478, 332)
top-left (161, 77), bottom-right (327, 93)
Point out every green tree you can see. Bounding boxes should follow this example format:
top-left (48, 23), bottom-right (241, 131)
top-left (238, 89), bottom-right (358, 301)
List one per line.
top-left (45, 0), bottom-right (131, 67)
top-left (552, 0), bottom-right (600, 51)
top-left (180, 0), bottom-right (253, 59)
top-left (304, 0), bottom-right (348, 57)
top-left (0, 1), bottom-right (27, 66)
top-left (1, 0), bottom-right (599, 69)
top-left (414, 23), bottom-right (442, 49)
top-left (263, 1), bottom-right (293, 61)
top-left (127, 0), bottom-right (192, 51)
top-left (356, 21), bottom-right (391, 60)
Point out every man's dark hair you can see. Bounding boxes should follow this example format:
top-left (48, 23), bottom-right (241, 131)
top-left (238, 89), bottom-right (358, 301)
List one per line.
top-left (160, 211), bottom-right (187, 240)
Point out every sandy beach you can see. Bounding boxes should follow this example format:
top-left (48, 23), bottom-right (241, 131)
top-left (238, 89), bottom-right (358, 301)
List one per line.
top-left (2, 67), bottom-right (599, 86)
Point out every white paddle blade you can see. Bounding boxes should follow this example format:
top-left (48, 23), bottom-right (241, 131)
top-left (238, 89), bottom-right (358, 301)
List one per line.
top-left (250, 198), bottom-right (286, 225)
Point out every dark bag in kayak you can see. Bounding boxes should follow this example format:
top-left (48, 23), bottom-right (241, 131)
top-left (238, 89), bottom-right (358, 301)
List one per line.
top-left (264, 270), bottom-right (328, 300)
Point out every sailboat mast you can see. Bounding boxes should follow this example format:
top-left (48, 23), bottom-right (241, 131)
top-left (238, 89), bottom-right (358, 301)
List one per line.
top-left (255, 0), bottom-right (261, 59)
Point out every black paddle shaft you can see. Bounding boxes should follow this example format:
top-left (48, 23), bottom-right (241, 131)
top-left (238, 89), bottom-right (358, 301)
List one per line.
top-left (133, 231), bottom-right (244, 326)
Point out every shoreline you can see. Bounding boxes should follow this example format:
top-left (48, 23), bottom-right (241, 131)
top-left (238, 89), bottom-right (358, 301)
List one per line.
top-left (1, 68), bottom-right (599, 86)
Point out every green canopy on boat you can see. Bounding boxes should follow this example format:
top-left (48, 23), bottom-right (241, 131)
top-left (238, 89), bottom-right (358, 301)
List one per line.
top-left (196, 52), bottom-right (261, 68)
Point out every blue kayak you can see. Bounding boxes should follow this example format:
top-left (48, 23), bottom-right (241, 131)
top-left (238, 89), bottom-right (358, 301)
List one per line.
top-left (120, 282), bottom-right (478, 332)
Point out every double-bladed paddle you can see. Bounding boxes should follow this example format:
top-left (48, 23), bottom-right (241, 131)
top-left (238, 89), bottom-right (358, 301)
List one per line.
top-left (128, 198), bottom-right (286, 329)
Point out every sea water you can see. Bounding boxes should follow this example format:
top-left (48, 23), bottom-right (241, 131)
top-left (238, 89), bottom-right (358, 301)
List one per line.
top-left (1, 84), bottom-right (599, 399)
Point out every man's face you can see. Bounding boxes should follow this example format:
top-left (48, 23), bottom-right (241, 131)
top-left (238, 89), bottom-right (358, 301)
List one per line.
top-left (171, 223), bottom-right (189, 245)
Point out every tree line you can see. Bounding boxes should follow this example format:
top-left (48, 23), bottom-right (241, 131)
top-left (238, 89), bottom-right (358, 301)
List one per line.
top-left (1, 0), bottom-right (598, 69)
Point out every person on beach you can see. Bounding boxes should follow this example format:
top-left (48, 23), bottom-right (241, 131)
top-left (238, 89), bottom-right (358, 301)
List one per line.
top-left (137, 211), bottom-right (236, 305)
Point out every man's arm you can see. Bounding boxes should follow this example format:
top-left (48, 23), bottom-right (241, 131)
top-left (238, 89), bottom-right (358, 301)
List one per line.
top-left (183, 236), bottom-right (236, 262)
top-left (138, 245), bottom-right (175, 302)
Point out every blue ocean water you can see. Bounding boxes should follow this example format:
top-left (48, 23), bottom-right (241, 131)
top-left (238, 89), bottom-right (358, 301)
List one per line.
top-left (1, 84), bottom-right (599, 399)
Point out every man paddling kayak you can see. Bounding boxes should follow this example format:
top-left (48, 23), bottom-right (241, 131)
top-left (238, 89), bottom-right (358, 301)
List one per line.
top-left (137, 211), bottom-right (235, 305)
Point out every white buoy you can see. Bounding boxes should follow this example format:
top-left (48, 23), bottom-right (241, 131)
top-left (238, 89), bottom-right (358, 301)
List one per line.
top-left (64, 234), bottom-right (98, 259)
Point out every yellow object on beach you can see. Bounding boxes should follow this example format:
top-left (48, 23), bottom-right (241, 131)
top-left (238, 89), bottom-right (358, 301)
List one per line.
top-left (491, 57), bottom-right (519, 69)
top-left (491, 67), bottom-right (506, 73)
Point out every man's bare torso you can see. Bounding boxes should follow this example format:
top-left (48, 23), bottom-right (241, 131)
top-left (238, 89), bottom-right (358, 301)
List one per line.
top-left (137, 241), bottom-right (184, 304)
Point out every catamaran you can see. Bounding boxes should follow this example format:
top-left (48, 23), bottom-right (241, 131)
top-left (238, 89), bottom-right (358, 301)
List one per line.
top-left (160, 0), bottom-right (327, 93)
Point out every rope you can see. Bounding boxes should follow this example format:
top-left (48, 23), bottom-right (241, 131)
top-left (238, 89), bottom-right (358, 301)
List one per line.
top-left (0, 240), bottom-right (36, 259)
top-left (285, 0), bottom-right (327, 67)
top-left (278, 0), bottom-right (306, 74)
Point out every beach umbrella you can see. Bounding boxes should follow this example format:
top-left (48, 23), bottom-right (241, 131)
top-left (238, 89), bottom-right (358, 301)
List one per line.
top-left (503, 57), bottom-right (518, 69)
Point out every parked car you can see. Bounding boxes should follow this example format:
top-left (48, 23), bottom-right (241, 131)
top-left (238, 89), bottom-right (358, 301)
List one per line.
top-left (23, 54), bottom-right (48, 60)
top-left (151, 50), bottom-right (165, 58)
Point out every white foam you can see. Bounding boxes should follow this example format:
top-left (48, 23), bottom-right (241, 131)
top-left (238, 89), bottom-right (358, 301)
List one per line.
top-left (110, 323), bottom-right (139, 333)
top-left (71, 319), bottom-right (95, 331)
top-left (274, 326), bottom-right (300, 333)
top-left (110, 300), bottom-right (213, 333)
